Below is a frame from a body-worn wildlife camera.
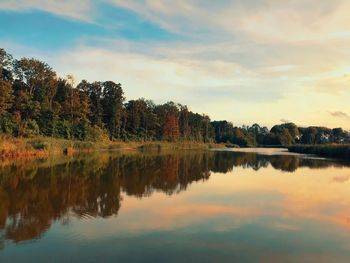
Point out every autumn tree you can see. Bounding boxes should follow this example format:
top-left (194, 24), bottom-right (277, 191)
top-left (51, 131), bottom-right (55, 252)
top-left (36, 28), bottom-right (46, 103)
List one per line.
top-left (154, 102), bottom-right (180, 141)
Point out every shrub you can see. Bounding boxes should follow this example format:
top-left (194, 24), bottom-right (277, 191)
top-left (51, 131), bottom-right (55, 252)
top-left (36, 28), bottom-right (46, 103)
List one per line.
top-left (28, 139), bottom-right (48, 150)
top-left (85, 125), bottom-right (109, 142)
top-left (23, 119), bottom-right (40, 137)
top-left (53, 120), bottom-right (72, 139)
top-left (72, 121), bottom-right (88, 140)
top-left (37, 110), bottom-right (54, 136)
top-left (0, 113), bottom-right (16, 135)
top-left (288, 145), bottom-right (350, 160)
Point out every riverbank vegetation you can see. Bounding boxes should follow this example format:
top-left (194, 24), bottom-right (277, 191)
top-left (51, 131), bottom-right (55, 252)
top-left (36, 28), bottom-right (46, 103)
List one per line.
top-left (1, 48), bottom-right (350, 154)
top-left (288, 145), bottom-right (350, 160)
top-left (0, 135), bottom-right (219, 158)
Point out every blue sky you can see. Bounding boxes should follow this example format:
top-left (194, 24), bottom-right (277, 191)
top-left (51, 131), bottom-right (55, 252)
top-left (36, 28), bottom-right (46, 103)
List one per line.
top-left (0, 2), bottom-right (177, 51)
top-left (1, 0), bottom-right (350, 129)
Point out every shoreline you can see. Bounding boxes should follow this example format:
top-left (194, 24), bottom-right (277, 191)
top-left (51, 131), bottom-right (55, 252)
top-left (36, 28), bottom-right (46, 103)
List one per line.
top-left (0, 136), bottom-right (224, 160)
top-left (2, 136), bottom-right (349, 161)
top-left (288, 145), bottom-right (350, 160)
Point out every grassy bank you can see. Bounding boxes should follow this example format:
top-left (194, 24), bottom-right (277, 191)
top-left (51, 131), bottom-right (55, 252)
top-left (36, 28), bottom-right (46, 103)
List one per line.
top-left (0, 136), bottom-right (98, 158)
top-left (0, 135), bottom-right (223, 159)
top-left (288, 145), bottom-right (350, 160)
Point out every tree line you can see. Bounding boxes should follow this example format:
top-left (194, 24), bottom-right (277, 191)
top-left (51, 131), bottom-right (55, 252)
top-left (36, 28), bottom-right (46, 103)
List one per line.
top-left (0, 48), bottom-right (349, 146)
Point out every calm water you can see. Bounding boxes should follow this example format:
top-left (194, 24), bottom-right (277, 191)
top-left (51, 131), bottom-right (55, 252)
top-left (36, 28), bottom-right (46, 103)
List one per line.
top-left (1, 149), bottom-right (350, 262)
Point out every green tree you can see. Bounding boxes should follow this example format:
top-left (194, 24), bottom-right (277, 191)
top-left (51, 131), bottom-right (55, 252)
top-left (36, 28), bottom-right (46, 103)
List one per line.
top-left (179, 105), bottom-right (190, 140)
top-left (77, 80), bottom-right (103, 127)
top-left (0, 48), bottom-right (13, 81)
top-left (102, 81), bottom-right (124, 139)
top-left (0, 80), bottom-right (13, 115)
top-left (13, 58), bottom-right (56, 98)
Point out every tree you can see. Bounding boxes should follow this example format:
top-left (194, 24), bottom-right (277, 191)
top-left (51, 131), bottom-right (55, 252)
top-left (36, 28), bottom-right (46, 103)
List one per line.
top-left (77, 80), bottom-right (103, 127)
top-left (164, 115), bottom-right (180, 141)
top-left (300, 127), bottom-right (318, 144)
top-left (12, 57), bottom-right (58, 137)
top-left (179, 105), bottom-right (190, 139)
top-left (211, 120), bottom-right (234, 143)
top-left (1, 47), bottom-right (349, 145)
top-left (0, 48), bottom-right (13, 81)
top-left (270, 123), bottom-right (299, 145)
top-left (102, 81), bottom-right (124, 139)
top-left (201, 115), bottom-right (212, 143)
top-left (277, 128), bottom-right (294, 145)
top-left (0, 78), bottom-right (15, 134)
top-left (124, 98), bottom-right (157, 140)
top-left (13, 58), bottom-right (56, 97)
top-left (154, 102), bottom-right (180, 141)
top-left (271, 123), bottom-right (299, 138)
top-left (231, 127), bottom-right (256, 146)
top-left (11, 82), bottom-right (41, 121)
top-left (331, 128), bottom-right (349, 143)
top-left (188, 112), bottom-right (205, 141)
top-left (261, 133), bottom-right (281, 146)
top-left (0, 80), bottom-right (13, 115)
top-left (248, 123), bottom-right (268, 136)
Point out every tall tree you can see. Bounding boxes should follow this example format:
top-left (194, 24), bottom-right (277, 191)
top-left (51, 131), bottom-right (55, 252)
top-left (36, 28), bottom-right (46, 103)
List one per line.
top-left (13, 58), bottom-right (56, 98)
top-left (0, 80), bottom-right (13, 115)
top-left (77, 80), bottom-right (103, 127)
top-left (102, 81), bottom-right (124, 139)
top-left (179, 105), bottom-right (190, 140)
top-left (0, 48), bottom-right (13, 82)
top-left (155, 102), bottom-right (180, 141)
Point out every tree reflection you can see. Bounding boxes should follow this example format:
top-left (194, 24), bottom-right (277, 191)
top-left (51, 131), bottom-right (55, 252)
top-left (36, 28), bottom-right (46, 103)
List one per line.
top-left (0, 152), bottom-right (213, 244)
top-left (0, 150), bottom-right (349, 245)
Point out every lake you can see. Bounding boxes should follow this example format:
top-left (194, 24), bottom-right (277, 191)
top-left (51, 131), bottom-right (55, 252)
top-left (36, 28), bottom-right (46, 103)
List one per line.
top-left (1, 149), bottom-right (350, 262)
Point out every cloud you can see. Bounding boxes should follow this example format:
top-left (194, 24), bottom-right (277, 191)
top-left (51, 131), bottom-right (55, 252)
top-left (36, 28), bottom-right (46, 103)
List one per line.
top-left (329, 111), bottom-right (350, 120)
top-left (106, 1), bottom-right (350, 91)
top-left (34, 33), bottom-right (349, 128)
top-left (280, 119), bottom-right (291, 123)
top-left (109, 0), bottom-right (350, 42)
top-left (231, 0), bottom-right (350, 43)
top-left (310, 74), bottom-right (350, 94)
top-left (47, 40), bottom-right (293, 107)
top-left (2, 0), bottom-right (350, 129)
top-left (49, 44), bottom-right (251, 99)
top-left (0, 0), bottom-right (96, 22)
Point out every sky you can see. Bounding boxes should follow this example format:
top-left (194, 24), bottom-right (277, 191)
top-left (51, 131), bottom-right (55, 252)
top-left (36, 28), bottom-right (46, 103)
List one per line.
top-left (0, 0), bottom-right (350, 129)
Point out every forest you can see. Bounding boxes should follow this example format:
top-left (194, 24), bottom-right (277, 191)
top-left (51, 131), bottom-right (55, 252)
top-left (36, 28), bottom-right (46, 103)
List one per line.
top-left (1, 47), bottom-right (350, 146)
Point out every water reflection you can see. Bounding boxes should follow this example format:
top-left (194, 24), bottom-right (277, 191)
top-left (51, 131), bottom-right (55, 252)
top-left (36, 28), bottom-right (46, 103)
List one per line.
top-left (1, 150), bottom-right (350, 262)
top-left (0, 152), bottom-right (211, 245)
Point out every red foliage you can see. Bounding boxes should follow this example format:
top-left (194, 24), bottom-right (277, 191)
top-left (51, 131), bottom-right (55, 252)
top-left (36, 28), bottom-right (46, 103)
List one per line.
top-left (163, 113), bottom-right (180, 141)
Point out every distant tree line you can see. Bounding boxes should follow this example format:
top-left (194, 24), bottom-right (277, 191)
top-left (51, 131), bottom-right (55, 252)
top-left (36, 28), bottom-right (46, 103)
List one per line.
top-left (1, 48), bottom-right (349, 145)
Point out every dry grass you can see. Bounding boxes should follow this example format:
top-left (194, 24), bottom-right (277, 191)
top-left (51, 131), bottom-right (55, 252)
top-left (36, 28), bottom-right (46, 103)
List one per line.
top-left (0, 135), bottom-right (224, 160)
